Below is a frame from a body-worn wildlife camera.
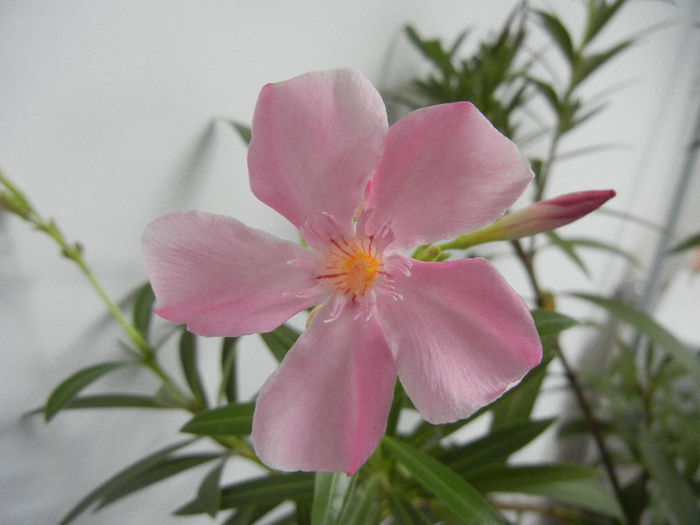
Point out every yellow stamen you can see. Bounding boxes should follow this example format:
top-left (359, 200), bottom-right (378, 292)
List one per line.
top-left (318, 237), bottom-right (382, 298)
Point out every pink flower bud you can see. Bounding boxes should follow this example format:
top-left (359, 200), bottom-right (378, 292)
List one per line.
top-left (492, 189), bottom-right (616, 240)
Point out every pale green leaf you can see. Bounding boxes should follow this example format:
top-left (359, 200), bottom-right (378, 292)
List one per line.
top-left (180, 402), bottom-right (254, 436)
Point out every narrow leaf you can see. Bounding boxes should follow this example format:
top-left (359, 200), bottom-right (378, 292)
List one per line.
top-left (668, 230), bottom-right (700, 253)
top-left (547, 231), bottom-right (589, 277)
top-left (388, 492), bottom-right (432, 525)
top-left (536, 11), bottom-right (576, 64)
top-left (467, 464), bottom-right (624, 519)
top-left (97, 453), bottom-right (221, 508)
top-left (180, 402), bottom-right (255, 436)
top-left (230, 121), bottom-right (252, 145)
top-left (440, 418), bottom-right (554, 474)
top-left (132, 282), bottom-right (155, 338)
top-left (572, 293), bottom-right (700, 383)
top-left (45, 361), bottom-right (130, 421)
top-left (179, 329), bottom-right (208, 407)
top-left (637, 426), bottom-right (700, 525)
top-left (62, 394), bottom-right (168, 410)
top-left (547, 237), bottom-right (640, 267)
top-left (338, 475), bottom-right (382, 525)
top-left (220, 336), bottom-right (238, 403)
top-left (176, 472), bottom-right (314, 514)
top-left (311, 472), bottom-right (353, 525)
top-left (260, 323), bottom-right (300, 362)
top-left (382, 437), bottom-right (503, 524)
top-left (574, 40), bottom-right (633, 87)
top-left (197, 458), bottom-right (226, 518)
top-left (531, 309), bottom-right (579, 337)
top-left (58, 439), bottom-right (196, 525)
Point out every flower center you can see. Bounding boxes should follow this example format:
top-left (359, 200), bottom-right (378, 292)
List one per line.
top-left (318, 237), bottom-right (383, 298)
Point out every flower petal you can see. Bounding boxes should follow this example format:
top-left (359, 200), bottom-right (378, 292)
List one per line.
top-left (248, 69), bottom-right (388, 238)
top-left (366, 103), bottom-right (532, 250)
top-left (143, 211), bottom-right (326, 337)
top-left (376, 256), bottom-right (541, 423)
top-left (252, 302), bottom-right (396, 474)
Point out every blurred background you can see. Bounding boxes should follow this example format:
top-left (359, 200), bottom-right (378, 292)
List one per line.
top-left (1, 1), bottom-right (698, 523)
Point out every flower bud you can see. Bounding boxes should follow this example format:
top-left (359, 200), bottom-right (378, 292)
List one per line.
top-left (448, 190), bottom-right (615, 249)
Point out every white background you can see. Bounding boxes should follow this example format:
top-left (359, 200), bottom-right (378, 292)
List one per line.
top-left (1, 1), bottom-right (698, 524)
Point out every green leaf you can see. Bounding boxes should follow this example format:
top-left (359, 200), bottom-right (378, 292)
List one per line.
top-left (180, 402), bottom-right (255, 436)
top-left (668, 230), bottom-right (700, 253)
top-left (529, 77), bottom-right (560, 113)
top-left (338, 475), bottom-right (382, 525)
top-left (637, 426), bottom-right (700, 525)
top-left (260, 323), bottom-right (300, 362)
top-left (547, 231), bottom-right (589, 277)
top-left (62, 394), bottom-right (168, 410)
top-left (311, 472), bottom-right (353, 525)
top-left (176, 472), bottom-right (314, 514)
top-left (132, 282), bottom-right (155, 338)
top-left (388, 492), bottom-right (432, 525)
top-left (583, 0), bottom-right (627, 45)
top-left (531, 309), bottom-right (579, 337)
top-left (573, 40), bottom-right (633, 88)
top-left (382, 437), bottom-right (503, 524)
top-left (220, 336), bottom-right (238, 403)
top-left (536, 11), bottom-right (576, 64)
top-left (572, 293), bottom-right (700, 383)
top-left (439, 418), bottom-right (554, 475)
top-left (230, 121), bottom-right (252, 145)
top-left (97, 453), bottom-right (221, 509)
top-left (45, 361), bottom-right (130, 421)
top-left (58, 439), bottom-right (196, 525)
top-left (467, 464), bottom-right (624, 520)
top-left (197, 458), bottom-right (226, 518)
top-left (179, 329), bottom-right (208, 407)
top-left (546, 237), bottom-right (640, 267)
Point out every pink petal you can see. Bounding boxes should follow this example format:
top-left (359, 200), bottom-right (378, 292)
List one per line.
top-left (365, 103), bottom-right (532, 250)
top-left (143, 211), bottom-right (326, 337)
top-left (251, 303), bottom-right (396, 474)
top-left (248, 70), bottom-right (388, 241)
top-left (376, 256), bottom-right (541, 423)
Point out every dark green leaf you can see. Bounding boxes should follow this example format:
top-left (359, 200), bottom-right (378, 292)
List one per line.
top-left (547, 231), bottom-right (590, 277)
top-left (176, 472), bottom-right (314, 514)
top-left (531, 309), bottom-right (579, 337)
top-left (440, 418), bottom-right (554, 475)
top-left (529, 77), bottom-right (560, 113)
top-left (45, 361), bottom-right (130, 421)
top-left (179, 330), bottom-right (208, 407)
top-left (97, 453), bottom-right (220, 508)
top-left (668, 230), bottom-right (700, 253)
top-left (637, 426), bottom-right (700, 525)
top-left (230, 121), bottom-right (252, 145)
top-left (180, 402), bottom-right (255, 436)
top-left (220, 336), bottom-right (238, 403)
top-left (132, 282), bottom-right (155, 338)
top-left (197, 459), bottom-right (226, 518)
top-left (260, 324), bottom-right (300, 362)
top-left (62, 394), bottom-right (168, 410)
top-left (583, 0), bottom-right (627, 45)
top-left (573, 40), bottom-right (633, 87)
top-left (388, 492), bottom-right (432, 525)
top-left (311, 472), bottom-right (353, 525)
top-left (468, 464), bottom-right (624, 519)
top-left (58, 439), bottom-right (196, 525)
top-left (382, 437), bottom-right (503, 524)
top-left (572, 293), bottom-right (700, 383)
top-left (536, 11), bottom-right (576, 64)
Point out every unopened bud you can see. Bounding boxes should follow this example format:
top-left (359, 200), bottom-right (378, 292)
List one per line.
top-left (447, 190), bottom-right (616, 250)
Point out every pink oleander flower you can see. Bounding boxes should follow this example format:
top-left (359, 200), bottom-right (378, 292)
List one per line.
top-left (143, 69), bottom-right (542, 475)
